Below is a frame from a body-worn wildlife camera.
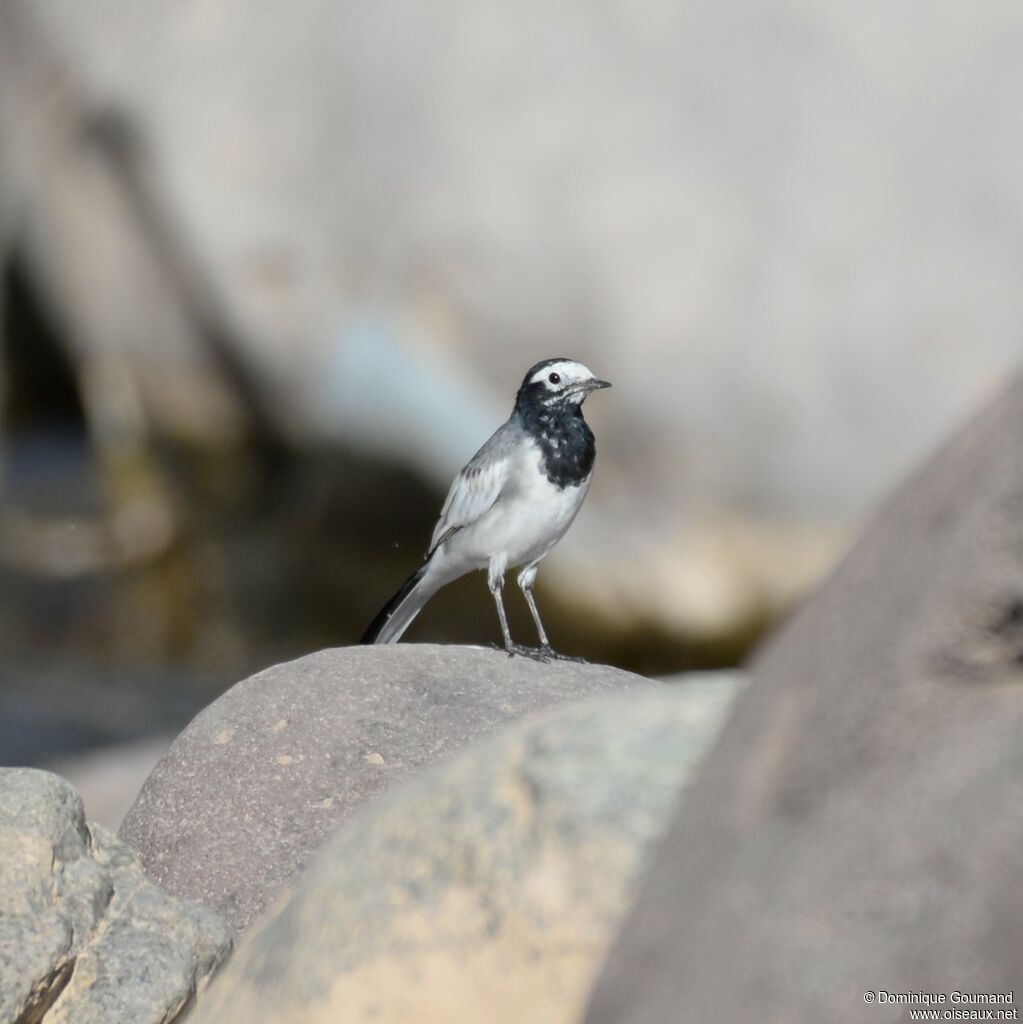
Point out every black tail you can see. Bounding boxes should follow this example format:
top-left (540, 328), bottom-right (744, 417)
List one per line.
top-left (360, 564), bottom-right (428, 644)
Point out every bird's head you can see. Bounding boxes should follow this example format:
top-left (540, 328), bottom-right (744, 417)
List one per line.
top-left (515, 358), bottom-right (612, 412)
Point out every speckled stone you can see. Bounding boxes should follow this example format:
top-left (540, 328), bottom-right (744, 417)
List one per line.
top-left (188, 678), bottom-right (740, 1024)
top-left (120, 644), bottom-right (648, 933)
top-left (0, 768), bottom-right (230, 1024)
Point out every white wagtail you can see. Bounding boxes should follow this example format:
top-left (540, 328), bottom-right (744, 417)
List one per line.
top-left (361, 357), bottom-right (611, 659)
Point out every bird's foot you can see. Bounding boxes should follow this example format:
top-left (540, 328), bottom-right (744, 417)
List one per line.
top-left (542, 646), bottom-right (589, 664)
top-left (491, 642), bottom-right (553, 662)
top-left (489, 642), bottom-right (586, 664)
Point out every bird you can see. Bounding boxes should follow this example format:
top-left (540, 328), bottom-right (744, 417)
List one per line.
top-left (360, 357), bottom-right (611, 660)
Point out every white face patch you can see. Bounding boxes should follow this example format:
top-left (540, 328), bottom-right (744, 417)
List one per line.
top-left (528, 360), bottom-right (595, 389)
top-left (529, 361), bottom-right (599, 406)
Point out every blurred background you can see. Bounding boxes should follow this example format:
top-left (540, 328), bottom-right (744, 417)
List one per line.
top-left (1, 0), bottom-right (1022, 822)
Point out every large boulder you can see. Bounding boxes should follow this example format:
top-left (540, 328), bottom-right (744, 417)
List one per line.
top-left (189, 678), bottom-right (740, 1024)
top-left (120, 644), bottom-right (646, 932)
top-left (0, 768), bottom-right (230, 1024)
top-left (583, 374), bottom-right (1023, 1024)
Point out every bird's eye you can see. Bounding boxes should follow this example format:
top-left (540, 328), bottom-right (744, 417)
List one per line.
top-left (548, 372), bottom-right (561, 385)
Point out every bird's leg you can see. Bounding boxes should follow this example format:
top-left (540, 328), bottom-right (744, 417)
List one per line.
top-left (489, 560), bottom-right (550, 662)
top-left (488, 575), bottom-right (514, 651)
top-left (517, 562), bottom-right (550, 648)
top-left (517, 562), bottom-right (588, 664)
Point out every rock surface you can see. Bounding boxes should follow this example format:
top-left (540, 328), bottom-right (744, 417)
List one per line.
top-left (120, 644), bottom-right (647, 933)
top-left (188, 678), bottom-right (740, 1024)
top-left (0, 768), bottom-right (230, 1024)
top-left (583, 374), bottom-right (1023, 1024)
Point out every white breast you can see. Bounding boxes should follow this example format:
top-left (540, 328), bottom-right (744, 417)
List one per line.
top-left (450, 442), bottom-right (591, 570)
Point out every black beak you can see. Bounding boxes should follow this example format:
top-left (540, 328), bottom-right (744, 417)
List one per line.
top-left (588, 378), bottom-right (612, 390)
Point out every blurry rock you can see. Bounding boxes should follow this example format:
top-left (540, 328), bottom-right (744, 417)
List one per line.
top-left (5, 0), bottom-right (1023, 637)
top-left (0, 767), bottom-right (230, 1024)
top-left (120, 644), bottom-right (646, 933)
top-left (44, 735), bottom-right (173, 830)
top-left (582, 373), bottom-right (1023, 1024)
top-left (189, 678), bottom-right (739, 1024)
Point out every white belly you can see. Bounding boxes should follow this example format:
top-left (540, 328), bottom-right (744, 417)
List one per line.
top-left (448, 447), bottom-right (591, 570)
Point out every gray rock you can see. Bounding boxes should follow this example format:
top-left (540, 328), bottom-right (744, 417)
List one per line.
top-left (0, 768), bottom-right (230, 1024)
top-left (583, 373), bottom-right (1023, 1024)
top-left (189, 678), bottom-right (740, 1024)
top-left (120, 644), bottom-right (647, 933)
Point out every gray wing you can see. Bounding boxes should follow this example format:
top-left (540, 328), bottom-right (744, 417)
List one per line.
top-left (428, 419), bottom-right (520, 555)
